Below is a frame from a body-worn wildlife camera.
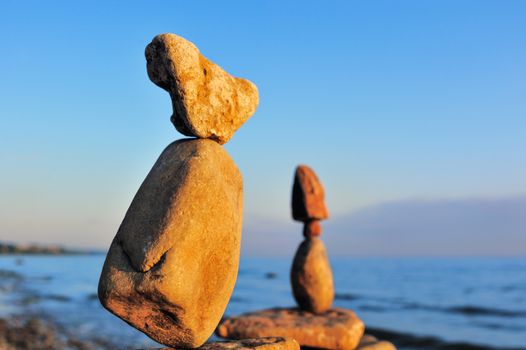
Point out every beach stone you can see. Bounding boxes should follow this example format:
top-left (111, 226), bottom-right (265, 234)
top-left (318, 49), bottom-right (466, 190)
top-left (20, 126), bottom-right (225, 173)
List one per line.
top-left (145, 33), bottom-right (259, 145)
top-left (358, 334), bottom-right (378, 346)
top-left (302, 220), bottom-right (322, 237)
top-left (136, 337), bottom-right (300, 350)
top-left (356, 334), bottom-right (396, 349)
top-left (357, 340), bottom-right (396, 350)
top-left (291, 237), bottom-right (334, 313)
top-left (292, 165), bottom-right (329, 222)
top-left (98, 138), bottom-right (243, 348)
top-left (216, 308), bottom-right (364, 350)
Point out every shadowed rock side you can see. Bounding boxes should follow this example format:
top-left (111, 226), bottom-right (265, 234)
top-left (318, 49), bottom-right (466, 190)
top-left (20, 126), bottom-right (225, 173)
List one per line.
top-left (145, 33), bottom-right (259, 145)
top-left (290, 237), bottom-right (334, 313)
top-left (137, 337), bottom-right (300, 350)
top-left (217, 308), bottom-right (365, 350)
top-left (98, 139), bottom-right (243, 348)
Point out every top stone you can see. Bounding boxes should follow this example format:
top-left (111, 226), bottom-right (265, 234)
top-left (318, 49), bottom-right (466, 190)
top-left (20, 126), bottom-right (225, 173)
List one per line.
top-left (145, 33), bottom-right (259, 145)
top-left (292, 165), bottom-right (329, 222)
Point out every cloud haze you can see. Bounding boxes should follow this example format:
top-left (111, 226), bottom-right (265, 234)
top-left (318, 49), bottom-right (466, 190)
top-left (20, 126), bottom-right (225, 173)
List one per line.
top-left (242, 196), bottom-right (526, 257)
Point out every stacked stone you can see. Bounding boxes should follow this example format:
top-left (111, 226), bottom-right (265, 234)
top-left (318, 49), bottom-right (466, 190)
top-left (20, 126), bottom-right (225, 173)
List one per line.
top-left (217, 166), bottom-right (396, 350)
top-left (97, 33), bottom-right (299, 350)
top-left (290, 165), bottom-right (334, 314)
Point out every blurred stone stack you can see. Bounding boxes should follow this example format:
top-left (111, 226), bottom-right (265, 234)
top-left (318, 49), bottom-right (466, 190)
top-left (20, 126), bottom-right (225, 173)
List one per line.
top-left (217, 166), bottom-right (396, 350)
top-left (290, 165), bottom-right (334, 314)
top-left (97, 33), bottom-right (299, 350)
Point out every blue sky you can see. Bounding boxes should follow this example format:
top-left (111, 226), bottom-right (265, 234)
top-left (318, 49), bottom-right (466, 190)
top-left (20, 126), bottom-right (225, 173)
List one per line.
top-left (0, 1), bottom-right (525, 254)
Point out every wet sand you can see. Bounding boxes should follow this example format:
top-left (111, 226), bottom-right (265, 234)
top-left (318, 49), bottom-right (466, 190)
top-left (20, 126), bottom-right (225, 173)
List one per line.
top-left (0, 315), bottom-right (113, 350)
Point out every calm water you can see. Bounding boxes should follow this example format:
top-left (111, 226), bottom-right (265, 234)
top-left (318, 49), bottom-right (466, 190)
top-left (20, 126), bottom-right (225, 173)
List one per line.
top-left (0, 255), bottom-right (525, 349)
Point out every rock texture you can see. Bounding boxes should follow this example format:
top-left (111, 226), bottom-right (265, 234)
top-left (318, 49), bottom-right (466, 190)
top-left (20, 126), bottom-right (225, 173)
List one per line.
top-left (290, 237), bottom-right (334, 313)
top-left (291, 165), bottom-right (329, 222)
top-left (137, 337), bottom-right (300, 350)
top-left (216, 308), bottom-right (365, 350)
top-left (98, 138), bottom-right (243, 348)
top-left (145, 33), bottom-right (259, 145)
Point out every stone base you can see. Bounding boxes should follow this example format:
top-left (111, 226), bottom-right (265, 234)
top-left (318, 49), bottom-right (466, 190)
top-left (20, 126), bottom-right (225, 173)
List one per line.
top-left (357, 334), bottom-right (396, 350)
top-left (216, 308), bottom-right (365, 350)
top-left (136, 337), bottom-right (299, 350)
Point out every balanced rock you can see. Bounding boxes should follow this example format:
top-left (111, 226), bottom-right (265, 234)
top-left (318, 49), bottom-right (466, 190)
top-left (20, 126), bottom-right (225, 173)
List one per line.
top-left (217, 308), bottom-right (365, 350)
top-left (145, 33), bottom-right (259, 145)
top-left (292, 165), bottom-right (329, 222)
top-left (98, 138), bottom-right (243, 348)
top-left (137, 337), bottom-right (300, 350)
top-left (291, 237), bottom-right (334, 313)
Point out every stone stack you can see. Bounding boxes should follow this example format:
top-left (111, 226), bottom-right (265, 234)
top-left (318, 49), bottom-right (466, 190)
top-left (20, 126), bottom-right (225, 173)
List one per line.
top-left (216, 166), bottom-right (396, 350)
top-left (290, 165), bottom-right (334, 314)
top-left (97, 33), bottom-right (298, 350)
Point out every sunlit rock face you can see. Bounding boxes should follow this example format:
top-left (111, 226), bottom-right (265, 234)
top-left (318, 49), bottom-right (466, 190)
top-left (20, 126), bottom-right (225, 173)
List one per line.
top-left (145, 33), bottom-right (259, 145)
top-left (217, 308), bottom-right (365, 350)
top-left (98, 139), bottom-right (243, 348)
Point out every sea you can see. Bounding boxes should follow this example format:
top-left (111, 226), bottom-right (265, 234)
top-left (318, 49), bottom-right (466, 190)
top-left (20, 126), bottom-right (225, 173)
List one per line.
top-left (0, 255), bottom-right (525, 350)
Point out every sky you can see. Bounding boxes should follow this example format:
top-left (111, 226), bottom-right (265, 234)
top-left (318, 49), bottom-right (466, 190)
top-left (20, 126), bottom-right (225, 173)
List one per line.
top-left (0, 1), bottom-right (525, 255)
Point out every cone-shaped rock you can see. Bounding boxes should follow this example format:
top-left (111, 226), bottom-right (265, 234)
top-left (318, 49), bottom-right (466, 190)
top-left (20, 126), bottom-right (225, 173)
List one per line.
top-left (292, 165), bottom-right (329, 222)
top-left (145, 33), bottom-right (259, 145)
top-left (291, 237), bottom-right (334, 313)
top-left (98, 138), bottom-right (243, 348)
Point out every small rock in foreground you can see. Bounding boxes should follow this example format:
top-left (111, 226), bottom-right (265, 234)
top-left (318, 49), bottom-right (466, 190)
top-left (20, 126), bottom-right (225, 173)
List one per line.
top-left (146, 33), bottom-right (259, 145)
top-left (136, 337), bottom-right (299, 350)
top-left (356, 334), bottom-right (396, 349)
top-left (216, 308), bottom-right (364, 350)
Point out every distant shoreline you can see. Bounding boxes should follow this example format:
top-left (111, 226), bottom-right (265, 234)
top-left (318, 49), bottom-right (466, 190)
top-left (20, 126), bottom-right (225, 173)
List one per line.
top-left (0, 242), bottom-right (103, 255)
